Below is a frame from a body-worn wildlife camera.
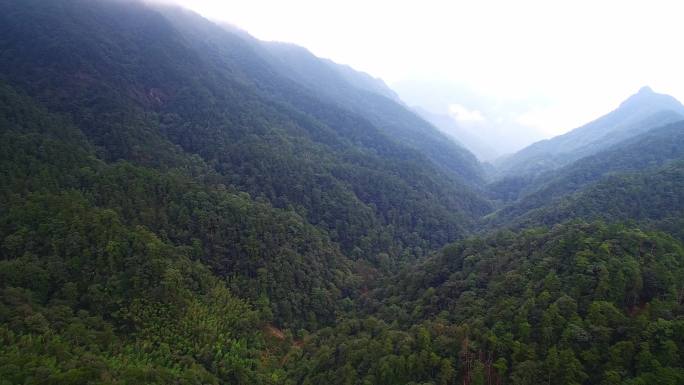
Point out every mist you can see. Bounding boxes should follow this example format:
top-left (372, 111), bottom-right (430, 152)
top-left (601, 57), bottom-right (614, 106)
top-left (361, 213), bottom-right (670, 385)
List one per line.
top-left (154, 0), bottom-right (684, 157)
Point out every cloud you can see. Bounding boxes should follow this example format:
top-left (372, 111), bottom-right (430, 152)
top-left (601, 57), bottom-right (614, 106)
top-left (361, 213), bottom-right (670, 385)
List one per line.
top-left (515, 104), bottom-right (606, 137)
top-left (515, 108), bottom-right (557, 135)
top-left (448, 104), bottom-right (485, 122)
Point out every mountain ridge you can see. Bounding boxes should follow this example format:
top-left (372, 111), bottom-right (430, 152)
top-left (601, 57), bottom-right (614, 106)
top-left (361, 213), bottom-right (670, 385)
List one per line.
top-left (494, 86), bottom-right (684, 179)
top-left (2, 1), bottom-right (684, 384)
top-left (485, 119), bottom-right (684, 228)
top-left (0, 0), bottom-right (492, 266)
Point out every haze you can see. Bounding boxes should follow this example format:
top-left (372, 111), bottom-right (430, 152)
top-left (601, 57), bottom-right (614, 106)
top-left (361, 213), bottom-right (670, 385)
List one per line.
top-left (164, 0), bottom-right (684, 156)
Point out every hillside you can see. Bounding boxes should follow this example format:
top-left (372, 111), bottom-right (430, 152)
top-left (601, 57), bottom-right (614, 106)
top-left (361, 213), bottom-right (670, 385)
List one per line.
top-left (0, 0), bottom-right (491, 266)
top-left (2, 0), bottom-right (684, 384)
top-left (486, 120), bottom-right (684, 228)
top-left (255, 40), bottom-right (485, 184)
top-left (0, 79), bottom-right (357, 328)
top-left (288, 222), bottom-right (684, 384)
top-left (495, 87), bottom-right (684, 179)
top-left (509, 161), bottom-right (684, 239)
top-left (163, 7), bottom-right (485, 186)
top-left (0, 80), bottom-right (351, 382)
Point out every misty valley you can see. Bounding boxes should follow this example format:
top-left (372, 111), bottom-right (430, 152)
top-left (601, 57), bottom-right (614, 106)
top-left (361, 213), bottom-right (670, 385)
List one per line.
top-left (0, 1), bottom-right (683, 384)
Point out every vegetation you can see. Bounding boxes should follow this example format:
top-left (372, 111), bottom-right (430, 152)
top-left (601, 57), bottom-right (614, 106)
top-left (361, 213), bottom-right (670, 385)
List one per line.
top-left (289, 223), bottom-right (684, 385)
top-left (0, 0), bottom-right (490, 266)
top-left (1, 0), bottom-right (684, 384)
top-left (499, 162), bottom-right (684, 239)
top-left (486, 121), bottom-right (684, 228)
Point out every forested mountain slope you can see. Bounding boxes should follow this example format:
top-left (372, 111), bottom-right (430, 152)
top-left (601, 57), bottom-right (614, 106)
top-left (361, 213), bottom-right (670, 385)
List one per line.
top-left (0, 0), bottom-right (490, 265)
top-left (0, 80), bottom-right (335, 382)
top-left (494, 87), bottom-right (684, 180)
top-left (287, 222), bottom-right (684, 385)
top-left (507, 161), bottom-right (684, 239)
top-left (486, 120), bottom-right (684, 227)
top-left (2, 0), bottom-right (684, 384)
top-left (256, 41), bottom-right (485, 184)
top-left (159, 5), bottom-right (485, 185)
top-left (0, 81), bottom-right (354, 330)
top-left (190, 17), bottom-right (483, 184)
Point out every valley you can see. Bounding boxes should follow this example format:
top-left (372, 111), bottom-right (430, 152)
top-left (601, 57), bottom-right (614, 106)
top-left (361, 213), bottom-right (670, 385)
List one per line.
top-left (1, 1), bottom-right (683, 384)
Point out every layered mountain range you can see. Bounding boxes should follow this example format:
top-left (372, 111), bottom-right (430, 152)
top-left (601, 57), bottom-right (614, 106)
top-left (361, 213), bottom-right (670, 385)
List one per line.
top-left (493, 86), bottom-right (684, 179)
top-left (1, 1), bottom-right (683, 384)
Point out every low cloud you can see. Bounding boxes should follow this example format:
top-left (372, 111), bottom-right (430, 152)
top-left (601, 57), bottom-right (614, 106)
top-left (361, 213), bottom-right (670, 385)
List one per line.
top-left (448, 104), bottom-right (485, 122)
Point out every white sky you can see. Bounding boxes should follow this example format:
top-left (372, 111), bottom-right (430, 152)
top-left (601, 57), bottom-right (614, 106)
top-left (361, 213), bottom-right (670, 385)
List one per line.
top-left (166, 0), bottom-right (684, 141)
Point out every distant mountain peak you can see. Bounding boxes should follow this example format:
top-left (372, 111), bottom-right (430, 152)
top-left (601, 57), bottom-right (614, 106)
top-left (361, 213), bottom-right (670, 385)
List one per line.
top-left (618, 86), bottom-right (683, 111)
top-left (638, 85), bottom-right (654, 94)
top-left (494, 86), bottom-right (684, 179)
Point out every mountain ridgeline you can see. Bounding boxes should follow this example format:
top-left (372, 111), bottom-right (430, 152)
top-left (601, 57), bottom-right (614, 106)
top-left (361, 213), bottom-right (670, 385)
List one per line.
top-left (0, 0), bottom-right (490, 263)
top-left (1, 0), bottom-right (684, 384)
top-left (493, 86), bottom-right (684, 181)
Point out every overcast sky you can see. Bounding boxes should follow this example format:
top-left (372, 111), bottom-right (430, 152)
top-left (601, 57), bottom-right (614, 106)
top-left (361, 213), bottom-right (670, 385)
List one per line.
top-left (164, 0), bottom-right (684, 145)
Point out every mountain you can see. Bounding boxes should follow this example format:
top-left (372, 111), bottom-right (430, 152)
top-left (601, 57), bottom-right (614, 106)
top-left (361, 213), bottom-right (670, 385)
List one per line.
top-left (253, 40), bottom-right (485, 185)
top-left (0, 0), bottom-right (494, 381)
top-left (295, 222), bottom-right (684, 384)
top-left (495, 87), bottom-right (684, 179)
top-left (217, 23), bottom-right (403, 103)
top-left (511, 161), bottom-right (684, 239)
top-left (209, 20), bottom-right (484, 185)
top-left (0, 0), bottom-right (491, 267)
top-left (0, 79), bottom-right (347, 382)
top-left (2, 0), bottom-right (684, 384)
top-left (486, 120), bottom-right (684, 228)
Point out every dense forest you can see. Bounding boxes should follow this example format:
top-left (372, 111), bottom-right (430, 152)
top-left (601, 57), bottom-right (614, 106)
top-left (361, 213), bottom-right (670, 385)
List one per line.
top-left (1, 0), bottom-right (683, 384)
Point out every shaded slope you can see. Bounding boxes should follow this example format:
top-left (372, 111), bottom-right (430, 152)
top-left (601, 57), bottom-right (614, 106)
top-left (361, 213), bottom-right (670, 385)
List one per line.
top-left (0, 0), bottom-right (491, 263)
